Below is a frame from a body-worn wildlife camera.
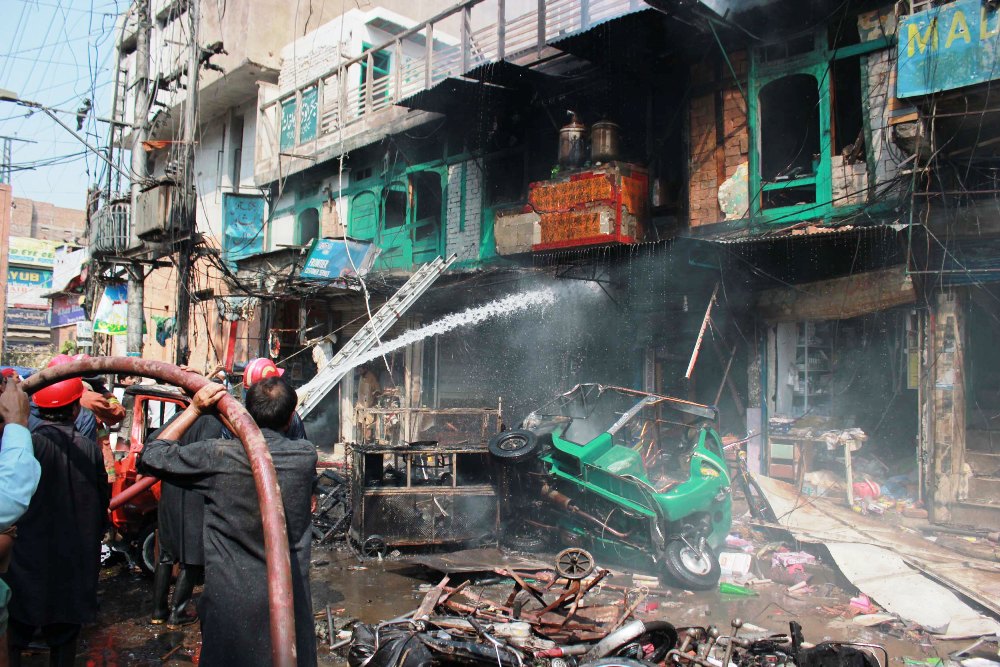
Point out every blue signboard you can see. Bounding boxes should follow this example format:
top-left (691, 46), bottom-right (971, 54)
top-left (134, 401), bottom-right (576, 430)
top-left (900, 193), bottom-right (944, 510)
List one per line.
top-left (300, 238), bottom-right (374, 281)
top-left (222, 193), bottom-right (266, 268)
top-left (7, 267), bottom-right (53, 307)
top-left (51, 295), bottom-right (87, 327)
top-left (898, 0), bottom-right (1000, 97)
top-left (6, 308), bottom-right (50, 327)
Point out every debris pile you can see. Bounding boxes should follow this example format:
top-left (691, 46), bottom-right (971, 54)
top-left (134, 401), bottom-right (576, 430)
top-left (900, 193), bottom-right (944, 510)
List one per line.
top-left (339, 559), bottom-right (896, 667)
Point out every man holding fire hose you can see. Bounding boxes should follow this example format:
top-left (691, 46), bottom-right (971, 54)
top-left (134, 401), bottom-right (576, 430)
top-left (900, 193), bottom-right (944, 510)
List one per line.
top-left (139, 375), bottom-right (318, 666)
top-left (147, 357), bottom-right (308, 629)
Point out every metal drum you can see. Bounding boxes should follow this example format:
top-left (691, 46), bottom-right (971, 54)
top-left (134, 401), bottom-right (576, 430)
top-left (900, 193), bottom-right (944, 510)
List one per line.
top-left (591, 120), bottom-right (621, 163)
top-left (558, 114), bottom-right (587, 169)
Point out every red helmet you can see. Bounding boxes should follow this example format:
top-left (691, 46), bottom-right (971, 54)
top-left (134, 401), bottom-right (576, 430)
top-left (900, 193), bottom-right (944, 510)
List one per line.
top-left (34, 354), bottom-right (85, 408)
top-left (48, 354), bottom-right (76, 367)
top-left (244, 357), bottom-right (284, 388)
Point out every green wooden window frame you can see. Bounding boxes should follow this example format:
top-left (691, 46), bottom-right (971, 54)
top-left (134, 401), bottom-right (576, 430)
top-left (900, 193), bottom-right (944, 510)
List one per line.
top-left (345, 166), bottom-right (446, 271)
top-left (749, 35), bottom-right (833, 225)
top-left (747, 33), bottom-right (894, 226)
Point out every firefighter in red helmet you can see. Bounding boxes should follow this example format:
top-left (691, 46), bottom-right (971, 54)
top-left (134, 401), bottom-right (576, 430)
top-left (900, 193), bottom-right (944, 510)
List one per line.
top-left (3, 356), bottom-right (109, 667)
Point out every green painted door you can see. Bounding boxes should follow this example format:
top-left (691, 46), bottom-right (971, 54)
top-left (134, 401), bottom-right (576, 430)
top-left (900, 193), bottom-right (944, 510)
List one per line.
top-left (410, 170), bottom-right (444, 266)
top-left (349, 190), bottom-right (379, 241)
top-left (377, 181), bottom-right (410, 269)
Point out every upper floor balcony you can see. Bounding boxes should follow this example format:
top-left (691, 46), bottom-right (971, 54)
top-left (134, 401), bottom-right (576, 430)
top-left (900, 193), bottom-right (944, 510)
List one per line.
top-left (254, 0), bottom-right (649, 185)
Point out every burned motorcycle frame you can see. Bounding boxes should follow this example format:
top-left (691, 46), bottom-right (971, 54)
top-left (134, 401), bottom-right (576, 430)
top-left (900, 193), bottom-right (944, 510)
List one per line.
top-left (491, 384), bottom-right (732, 589)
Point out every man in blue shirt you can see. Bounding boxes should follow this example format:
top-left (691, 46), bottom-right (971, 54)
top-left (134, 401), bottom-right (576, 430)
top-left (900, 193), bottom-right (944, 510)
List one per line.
top-left (0, 375), bottom-right (42, 666)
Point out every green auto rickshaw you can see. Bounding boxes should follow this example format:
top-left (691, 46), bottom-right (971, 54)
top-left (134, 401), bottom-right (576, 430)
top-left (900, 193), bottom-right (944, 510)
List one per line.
top-left (490, 383), bottom-right (732, 590)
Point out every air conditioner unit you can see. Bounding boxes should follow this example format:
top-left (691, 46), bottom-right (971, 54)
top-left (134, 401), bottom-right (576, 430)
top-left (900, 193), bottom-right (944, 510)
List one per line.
top-left (134, 181), bottom-right (184, 241)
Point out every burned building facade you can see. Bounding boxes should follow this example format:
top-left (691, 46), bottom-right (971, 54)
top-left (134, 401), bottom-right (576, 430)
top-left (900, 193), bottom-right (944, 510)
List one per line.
top-left (100, 0), bottom-right (998, 528)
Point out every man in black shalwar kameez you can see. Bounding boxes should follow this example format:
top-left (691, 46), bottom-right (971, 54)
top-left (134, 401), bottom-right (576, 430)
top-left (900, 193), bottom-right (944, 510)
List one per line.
top-left (3, 372), bottom-right (109, 667)
top-left (139, 378), bottom-right (317, 666)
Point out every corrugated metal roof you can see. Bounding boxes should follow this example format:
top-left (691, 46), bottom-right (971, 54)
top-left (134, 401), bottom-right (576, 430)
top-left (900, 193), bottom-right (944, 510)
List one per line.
top-left (699, 222), bottom-right (903, 245)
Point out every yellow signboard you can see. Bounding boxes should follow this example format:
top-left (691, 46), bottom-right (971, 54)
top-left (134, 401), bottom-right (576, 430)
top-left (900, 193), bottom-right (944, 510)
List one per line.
top-left (8, 237), bottom-right (61, 267)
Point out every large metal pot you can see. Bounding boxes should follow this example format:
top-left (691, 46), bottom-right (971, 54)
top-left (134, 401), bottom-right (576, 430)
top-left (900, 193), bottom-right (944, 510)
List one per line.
top-left (559, 114), bottom-right (587, 169)
top-left (591, 120), bottom-right (621, 163)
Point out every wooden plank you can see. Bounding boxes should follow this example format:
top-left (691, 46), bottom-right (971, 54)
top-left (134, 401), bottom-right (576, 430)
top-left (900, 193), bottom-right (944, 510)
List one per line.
top-left (756, 265), bottom-right (916, 323)
top-left (364, 52), bottom-right (374, 115)
top-left (414, 575), bottom-right (450, 620)
top-left (755, 475), bottom-right (1000, 626)
top-left (497, 0), bottom-right (506, 60)
top-left (393, 39), bottom-right (402, 102)
top-left (425, 23), bottom-right (434, 89)
top-left (536, 0), bottom-right (545, 58)
top-left (461, 6), bottom-right (471, 72)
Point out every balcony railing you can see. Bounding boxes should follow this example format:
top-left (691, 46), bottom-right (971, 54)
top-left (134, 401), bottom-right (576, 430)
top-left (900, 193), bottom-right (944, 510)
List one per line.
top-left (91, 200), bottom-right (133, 256)
top-left (256, 0), bottom-right (645, 181)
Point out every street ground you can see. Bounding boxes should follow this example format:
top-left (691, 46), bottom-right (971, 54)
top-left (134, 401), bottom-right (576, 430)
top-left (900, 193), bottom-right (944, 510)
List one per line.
top-left (14, 498), bottom-right (992, 666)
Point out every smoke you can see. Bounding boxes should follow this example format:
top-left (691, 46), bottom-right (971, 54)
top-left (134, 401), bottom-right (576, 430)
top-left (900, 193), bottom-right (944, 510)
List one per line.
top-left (321, 288), bottom-right (558, 383)
top-left (419, 244), bottom-right (744, 427)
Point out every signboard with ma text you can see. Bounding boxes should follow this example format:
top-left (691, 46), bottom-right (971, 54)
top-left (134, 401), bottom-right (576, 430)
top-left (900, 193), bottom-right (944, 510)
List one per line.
top-left (898, 0), bottom-right (1000, 97)
top-left (51, 294), bottom-right (87, 326)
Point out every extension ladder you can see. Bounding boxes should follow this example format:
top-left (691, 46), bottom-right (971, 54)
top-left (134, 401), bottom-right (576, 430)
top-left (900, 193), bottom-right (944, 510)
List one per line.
top-left (296, 253), bottom-right (457, 417)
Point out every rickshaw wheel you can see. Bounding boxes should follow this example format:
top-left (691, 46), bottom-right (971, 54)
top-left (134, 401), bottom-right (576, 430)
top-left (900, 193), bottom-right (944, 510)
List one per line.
top-left (555, 547), bottom-right (595, 580)
top-left (361, 535), bottom-right (389, 559)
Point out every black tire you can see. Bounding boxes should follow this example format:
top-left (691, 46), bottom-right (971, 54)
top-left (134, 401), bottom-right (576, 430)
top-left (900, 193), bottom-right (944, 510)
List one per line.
top-left (361, 535), bottom-right (388, 559)
top-left (502, 530), bottom-right (548, 552)
top-left (137, 524), bottom-right (158, 577)
top-left (608, 621), bottom-right (678, 663)
top-left (660, 539), bottom-right (720, 591)
top-left (488, 430), bottom-right (540, 462)
top-left (580, 658), bottom-right (659, 667)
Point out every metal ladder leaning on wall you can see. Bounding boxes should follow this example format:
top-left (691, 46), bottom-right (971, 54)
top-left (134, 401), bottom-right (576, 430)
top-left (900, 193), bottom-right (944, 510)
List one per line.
top-left (296, 253), bottom-right (457, 418)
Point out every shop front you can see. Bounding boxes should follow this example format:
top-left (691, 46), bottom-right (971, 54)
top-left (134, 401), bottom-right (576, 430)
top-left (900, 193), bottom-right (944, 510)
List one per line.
top-left (759, 265), bottom-right (924, 510)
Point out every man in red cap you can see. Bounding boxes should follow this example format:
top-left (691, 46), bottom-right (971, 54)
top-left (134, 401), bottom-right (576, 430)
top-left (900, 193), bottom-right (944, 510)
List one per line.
top-left (2, 360), bottom-right (109, 666)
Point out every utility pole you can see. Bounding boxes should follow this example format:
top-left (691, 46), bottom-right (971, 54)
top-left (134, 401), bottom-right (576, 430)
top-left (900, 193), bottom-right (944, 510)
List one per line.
top-left (0, 135), bottom-right (37, 184)
top-left (127, 0), bottom-right (152, 358)
top-left (175, 0), bottom-right (199, 365)
top-left (0, 183), bottom-right (12, 361)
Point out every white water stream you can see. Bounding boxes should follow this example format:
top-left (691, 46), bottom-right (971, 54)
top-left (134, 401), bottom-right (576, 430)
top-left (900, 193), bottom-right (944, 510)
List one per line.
top-left (326, 288), bottom-right (556, 379)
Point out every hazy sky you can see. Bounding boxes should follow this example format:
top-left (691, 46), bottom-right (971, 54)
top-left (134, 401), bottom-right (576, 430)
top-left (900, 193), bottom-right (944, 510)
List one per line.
top-left (0, 0), bottom-right (121, 210)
